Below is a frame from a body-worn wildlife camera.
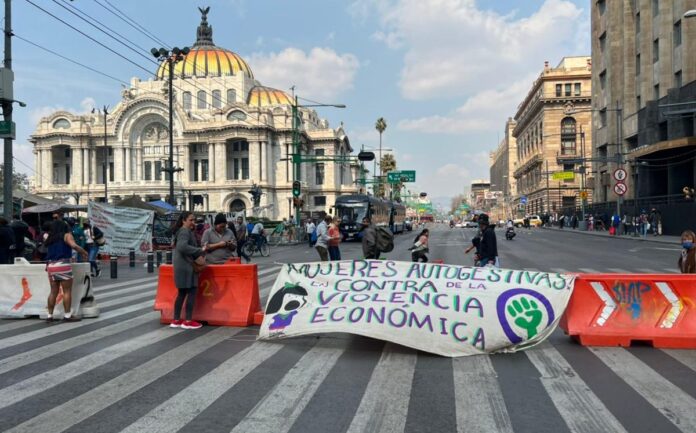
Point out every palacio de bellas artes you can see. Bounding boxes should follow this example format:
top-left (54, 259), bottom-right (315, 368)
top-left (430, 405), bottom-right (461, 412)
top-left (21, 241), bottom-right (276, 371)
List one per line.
top-left (30, 8), bottom-right (358, 219)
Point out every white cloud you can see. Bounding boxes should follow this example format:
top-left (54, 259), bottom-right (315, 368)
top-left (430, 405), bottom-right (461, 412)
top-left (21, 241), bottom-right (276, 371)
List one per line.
top-left (421, 153), bottom-right (491, 197)
top-left (366, 0), bottom-right (585, 100)
top-left (398, 76), bottom-right (533, 134)
top-left (249, 47), bottom-right (360, 100)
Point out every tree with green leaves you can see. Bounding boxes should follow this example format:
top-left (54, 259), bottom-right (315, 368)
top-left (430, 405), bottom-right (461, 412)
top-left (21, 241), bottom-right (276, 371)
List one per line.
top-left (379, 153), bottom-right (397, 199)
top-left (0, 164), bottom-right (30, 192)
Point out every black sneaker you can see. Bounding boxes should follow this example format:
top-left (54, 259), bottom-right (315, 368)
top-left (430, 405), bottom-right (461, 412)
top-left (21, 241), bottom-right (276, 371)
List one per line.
top-left (62, 316), bottom-right (82, 323)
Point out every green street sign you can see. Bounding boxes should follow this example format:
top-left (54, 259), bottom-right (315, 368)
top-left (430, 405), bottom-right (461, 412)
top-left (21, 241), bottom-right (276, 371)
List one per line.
top-left (0, 121), bottom-right (15, 139)
top-left (387, 170), bottom-right (416, 183)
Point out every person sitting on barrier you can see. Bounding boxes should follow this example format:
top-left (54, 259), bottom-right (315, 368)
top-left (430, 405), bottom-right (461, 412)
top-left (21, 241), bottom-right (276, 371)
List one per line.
top-left (171, 211), bottom-right (207, 330)
top-left (678, 230), bottom-right (696, 274)
top-left (234, 216), bottom-right (251, 263)
top-left (44, 219), bottom-right (88, 322)
top-left (202, 213), bottom-right (237, 265)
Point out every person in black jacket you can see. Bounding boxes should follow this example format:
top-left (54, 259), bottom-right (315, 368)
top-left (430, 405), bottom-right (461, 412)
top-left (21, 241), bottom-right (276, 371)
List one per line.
top-left (477, 214), bottom-right (498, 267)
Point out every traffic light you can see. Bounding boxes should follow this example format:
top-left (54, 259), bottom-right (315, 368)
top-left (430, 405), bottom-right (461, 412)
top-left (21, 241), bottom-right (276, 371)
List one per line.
top-left (292, 180), bottom-right (301, 197)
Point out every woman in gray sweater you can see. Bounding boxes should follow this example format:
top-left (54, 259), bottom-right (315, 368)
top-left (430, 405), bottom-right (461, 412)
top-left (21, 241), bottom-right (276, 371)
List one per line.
top-left (170, 211), bottom-right (207, 329)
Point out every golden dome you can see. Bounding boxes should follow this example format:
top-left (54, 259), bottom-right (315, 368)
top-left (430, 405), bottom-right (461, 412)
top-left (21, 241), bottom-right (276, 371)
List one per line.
top-left (155, 48), bottom-right (254, 80)
top-left (247, 86), bottom-right (294, 107)
top-left (155, 7), bottom-right (253, 80)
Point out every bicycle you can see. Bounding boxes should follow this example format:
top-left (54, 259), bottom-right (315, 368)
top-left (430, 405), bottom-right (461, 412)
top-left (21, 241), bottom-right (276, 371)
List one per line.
top-left (242, 235), bottom-right (270, 257)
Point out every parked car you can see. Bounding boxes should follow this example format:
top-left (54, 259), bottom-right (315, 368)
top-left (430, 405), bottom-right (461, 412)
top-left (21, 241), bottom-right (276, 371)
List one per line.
top-left (529, 215), bottom-right (543, 227)
top-left (463, 220), bottom-right (478, 228)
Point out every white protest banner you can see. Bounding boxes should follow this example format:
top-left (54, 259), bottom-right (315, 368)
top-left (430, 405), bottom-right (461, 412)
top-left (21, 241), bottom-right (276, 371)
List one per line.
top-left (88, 201), bottom-right (154, 256)
top-left (259, 260), bottom-right (575, 357)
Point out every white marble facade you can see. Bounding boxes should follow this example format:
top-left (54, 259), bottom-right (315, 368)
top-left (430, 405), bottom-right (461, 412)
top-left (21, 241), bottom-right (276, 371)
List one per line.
top-left (30, 9), bottom-right (358, 219)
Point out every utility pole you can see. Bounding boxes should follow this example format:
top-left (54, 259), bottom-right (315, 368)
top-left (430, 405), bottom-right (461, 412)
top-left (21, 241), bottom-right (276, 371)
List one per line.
top-left (615, 100), bottom-right (623, 218)
top-left (102, 106), bottom-right (108, 202)
top-left (2, 0), bottom-right (12, 220)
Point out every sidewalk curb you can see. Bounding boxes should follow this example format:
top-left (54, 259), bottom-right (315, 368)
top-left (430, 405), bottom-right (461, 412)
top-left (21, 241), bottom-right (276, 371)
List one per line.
top-left (540, 227), bottom-right (677, 245)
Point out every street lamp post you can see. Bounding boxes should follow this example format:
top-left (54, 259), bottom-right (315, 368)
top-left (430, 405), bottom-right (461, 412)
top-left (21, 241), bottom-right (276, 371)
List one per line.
top-left (151, 47), bottom-right (190, 205)
top-left (101, 106), bottom-right (108, 202)
top-left (291, 95), bottom-right (345, 225)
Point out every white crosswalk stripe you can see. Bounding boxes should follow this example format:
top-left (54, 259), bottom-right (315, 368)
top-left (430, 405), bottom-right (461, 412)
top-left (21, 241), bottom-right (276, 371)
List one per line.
top-left (452, 352), bottom-right (513, 433)
top-left (120, 340), bottom-right (287, 433)
top-left (6, 327), bottom-right (239, 433)
top-left (526, 342), bottom-right (627, 433)
top-left (661, 268), bottom-right (680, 273)
top-left (230, 338), bottom-right (348, 433)
top-left (578, 268), bottom-right (600, 274)
top-left (0, 299), bottom-right (154, 350)
top-left (347, 343), bottom-right (417, 433)
top-left (606, 268), bottom-right (630, 273)
top-left (590, 347), bottom-right (696, 432)
top-left (662, 349), bottom-right (696, 372)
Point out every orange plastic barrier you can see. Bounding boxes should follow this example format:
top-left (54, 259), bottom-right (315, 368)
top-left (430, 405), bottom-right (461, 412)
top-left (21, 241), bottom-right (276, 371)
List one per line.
top-left (154, 258), bottom-right (264, 327)
top-left (560, 273), bottom-right (695, 348)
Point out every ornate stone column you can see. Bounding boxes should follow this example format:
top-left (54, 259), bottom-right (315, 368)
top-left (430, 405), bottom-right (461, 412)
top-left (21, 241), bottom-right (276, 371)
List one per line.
top-left (34, 149), bottom-right (42, 189)
top-left (208, 142), bottom-right (215, 183)
top-left (83, 148), bottom-right (90, 185)
top-left (216, 141), bottom-right (227, 182)
top-left (45, 147), bottom-right (54, 186)
top-left (135, 147), bottom-right (143, 181)
top-left (125, 147), bottom-right (131, 182)
top-left (72, 145), bottom-right (83, 186)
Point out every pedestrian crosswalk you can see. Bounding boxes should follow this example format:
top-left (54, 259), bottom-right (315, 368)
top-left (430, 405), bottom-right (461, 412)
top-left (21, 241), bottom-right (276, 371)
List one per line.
top-left (2, 269), bottom-right (696, 433)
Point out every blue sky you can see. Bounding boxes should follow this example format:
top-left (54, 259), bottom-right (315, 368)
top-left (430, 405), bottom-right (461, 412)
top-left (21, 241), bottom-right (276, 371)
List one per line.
top-left (8, 0), bottom-right (590, 205)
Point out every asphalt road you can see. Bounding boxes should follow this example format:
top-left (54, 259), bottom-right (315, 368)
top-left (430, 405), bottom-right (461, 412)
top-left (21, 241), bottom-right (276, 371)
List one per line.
top-left (0, 225), bottom-right (694, 433)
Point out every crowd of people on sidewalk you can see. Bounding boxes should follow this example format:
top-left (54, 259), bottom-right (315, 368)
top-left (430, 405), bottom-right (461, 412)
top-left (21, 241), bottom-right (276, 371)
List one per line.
top-left (543, 208), bottom-right (665, 238)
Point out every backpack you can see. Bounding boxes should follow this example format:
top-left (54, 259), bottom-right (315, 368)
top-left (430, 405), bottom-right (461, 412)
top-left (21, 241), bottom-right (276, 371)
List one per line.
top-left (93, 226), bottom-right (106, 246)
top-left (375, 226), bottom-right (394, 253)
top-left (310, 229), bottom-right (318, 243)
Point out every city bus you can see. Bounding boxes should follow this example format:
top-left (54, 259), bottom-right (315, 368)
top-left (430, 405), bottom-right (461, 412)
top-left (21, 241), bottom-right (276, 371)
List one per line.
top-left (390, 202), bottom-right (406, 234)
top-left (334, 194), bottom-right (391, 240)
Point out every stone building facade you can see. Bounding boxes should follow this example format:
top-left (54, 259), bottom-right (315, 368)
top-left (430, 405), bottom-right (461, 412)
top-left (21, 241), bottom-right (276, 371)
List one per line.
top-left (512, 57), bottom-right (593, 216)
top-left (489, 118), bottom-right (518, 218)
top-left (30, 9), bottom-right (358, 219)
top-left (592, 0), bottom-right (696, 203)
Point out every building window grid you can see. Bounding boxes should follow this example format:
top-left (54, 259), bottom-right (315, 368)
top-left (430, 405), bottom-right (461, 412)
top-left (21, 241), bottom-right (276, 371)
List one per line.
top-left (636, 54), bottom-right (641, 76)
top-left (574, 83), bottom-right (581, 96)
top-left (653, 39), bottom-right (659, 63)
top-left (675, 70), bottom-right (683, 88)
top-left (227, 89), bottom-right (236, 105)
top-left (316, 163), bottom-right (325, 186)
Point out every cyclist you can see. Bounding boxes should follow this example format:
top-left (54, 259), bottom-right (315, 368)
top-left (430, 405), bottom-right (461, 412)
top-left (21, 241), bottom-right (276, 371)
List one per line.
top-left (250, 221), bottom-right (266, 251)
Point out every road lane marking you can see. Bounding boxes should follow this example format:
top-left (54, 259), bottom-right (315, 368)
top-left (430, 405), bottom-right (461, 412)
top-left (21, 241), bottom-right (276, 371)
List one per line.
top-left (526, 342), bottom-right (627, 433)
top-left (97, 283), bottom-right (157, 300)
top-left (662, 350), bottom-right (696, 373)
top-left (452, 352), bottom-right (513, 433)
top-left (6, 327), bottom-right (239, 433)
top-left (0, 299), bottom-right (154, 350)
top-left (0, 327), bottom-right (177, 410)
top-left (347, 343), bottom-right (416, 433)
top-left (578, 268), bottom-right (599, 274)
top-left (661, 268), bottom-right (679, 273)
top-left (607, 268), bottom-right (630, 273)
top-left (0, 311), bottom-right (158, 375)
top-left (120, 340), bottom-right (288, 433)
top-left (591, 347), bottom-right (696, 432)
top-left (94, 276), bottom-right (158, 293)
top-left (550, 268), bottom-right (570, 274)
top-left (230, 338), bottom-right (348, 433)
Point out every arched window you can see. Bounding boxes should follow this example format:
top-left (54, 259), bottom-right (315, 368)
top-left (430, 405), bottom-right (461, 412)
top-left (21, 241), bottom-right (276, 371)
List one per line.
top-left (212, 90), bottom-right (222, 109)
top-left (227, 89), bottom-right (236, 104)
top-left (197, 90), bottom-right (207, 109)
top-left (183, 92), bottom-right (192, 110)
top-left (560, 117), bottom-right (577, 155)
top-left (227, 110), bottom-right (247, 121)
top-left (53, 118), bottom-right (70, 129)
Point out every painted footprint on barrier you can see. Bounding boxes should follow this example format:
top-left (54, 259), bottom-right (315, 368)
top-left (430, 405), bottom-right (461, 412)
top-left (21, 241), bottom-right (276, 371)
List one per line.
top-left (507, 297), bottom-right (543, 339)
top-left (11, 277), bottom-right (33, 311)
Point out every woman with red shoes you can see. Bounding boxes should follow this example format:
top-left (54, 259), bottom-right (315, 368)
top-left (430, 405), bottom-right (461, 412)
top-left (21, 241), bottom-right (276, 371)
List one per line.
top-left (170, 211), bottom-right (207, 329)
